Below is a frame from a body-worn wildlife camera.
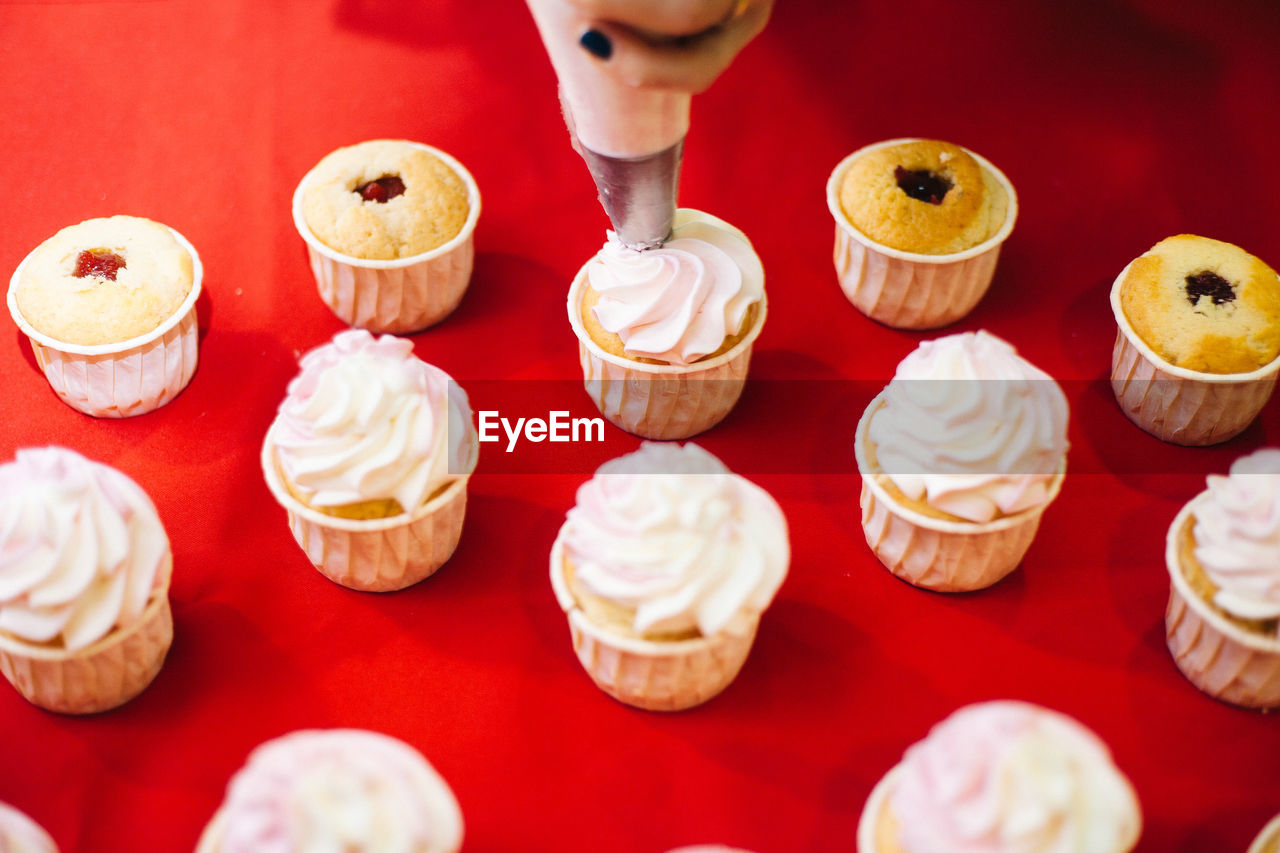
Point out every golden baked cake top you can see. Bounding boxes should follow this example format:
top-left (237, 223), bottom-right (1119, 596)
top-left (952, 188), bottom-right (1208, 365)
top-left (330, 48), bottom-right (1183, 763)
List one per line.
top-left (15, 215), bottom-right (194, 346)
top-left (1119, 234), bottom-right (1280, 374)
top-left (838, 139), bottom-right (1007, 255)
top-left (301, 139), bottom-right (469, 260)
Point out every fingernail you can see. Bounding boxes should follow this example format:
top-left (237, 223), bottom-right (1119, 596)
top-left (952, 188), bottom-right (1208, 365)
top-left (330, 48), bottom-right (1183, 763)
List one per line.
top-left (579, 29), bottom-right (612, 60)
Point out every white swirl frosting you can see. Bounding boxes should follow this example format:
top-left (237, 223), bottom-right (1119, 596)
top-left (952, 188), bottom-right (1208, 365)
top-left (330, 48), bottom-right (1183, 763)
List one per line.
top-left (272, 330), bottom-right (477, 512)
top-left (1193, 448), bottom-right (1280, 627)
top-left (586, 208), bottom-right (764, 365)
top-left (217, 729), bottom-right (463, 853)
top-left (0, 447), bottom-right (170, 652)
top-left (867, 331), bottom-right (1069, 522)
top-left (0, 801), bottom-right (58, 853)
top-left (889, 701), bottom-right (1142, 853)
top-left (563, 442), bottom-right (788, 637)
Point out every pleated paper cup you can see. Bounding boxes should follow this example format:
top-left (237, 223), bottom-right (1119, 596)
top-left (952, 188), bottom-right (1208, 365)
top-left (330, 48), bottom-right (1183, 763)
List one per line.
top-left (1110, 263), bottom-right (1280, 446)
top-left (1164, 494), bottom-right (1280, 710)
top-left (292, 142), bottom-right (480, 334)
top-left (567, 264), bottom-right (765, 440)
top-left (0, 560), bottom-right (173, 715)
top-left (261, 424), bottom-right (470, 593)
top-left (826, 139), bottom-right (1017, 330)
top-left (7, 228), bottom-right (202, 418)
top-left (854, 393), bottom-right (1065, 593)
top-left (855, 765), bottom-right (901, 853)
top-left (549, 528), bottom-right (759, 712)
top-left (1248, 813), bottom-right (1280, 853)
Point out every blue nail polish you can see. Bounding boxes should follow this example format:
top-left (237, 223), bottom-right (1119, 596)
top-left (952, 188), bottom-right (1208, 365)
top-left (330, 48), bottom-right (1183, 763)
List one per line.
top-left (580, 29), bottom-right (612, 60)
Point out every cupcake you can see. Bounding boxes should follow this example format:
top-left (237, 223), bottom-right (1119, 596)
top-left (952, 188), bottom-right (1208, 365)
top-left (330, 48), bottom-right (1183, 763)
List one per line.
top-left (0, 447), bottom-right (173, 714)
top-left (826, 138), bottom-right (1016, 329)
top-left (1251, 814), bottom-right (1280, 853)
top-left (292, 139), bottom-right (481, 334)
top-left (1110, 234), bottom-right (1280, 445)
top-left (0, 801), bottom-right (58, 852)
top-left (567, 208), bottom-right (767, 440)
top-left (1164, 448), bottom-right (1280, 709)
top-left (549, 442), bottom-right (789, 711)
top-left (857, 701), bottom-right (1141, 853)
top-left (196, 729), bottom-right (463, 853)
top-left (854, 331), bottom-right (1068, 592)
top-left (261, 330), bottom-right (478, 592)
top-left (7, 215), bottom-right (202, 417)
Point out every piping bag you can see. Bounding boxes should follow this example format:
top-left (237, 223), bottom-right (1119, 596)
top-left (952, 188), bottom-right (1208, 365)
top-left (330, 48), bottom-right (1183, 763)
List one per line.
top-left (526, 0), bottom-right (690, 250)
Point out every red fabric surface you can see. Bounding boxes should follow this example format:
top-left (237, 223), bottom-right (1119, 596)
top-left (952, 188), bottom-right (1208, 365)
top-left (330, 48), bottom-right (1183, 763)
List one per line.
top-left (3, 1), bottom-right (1280, 850)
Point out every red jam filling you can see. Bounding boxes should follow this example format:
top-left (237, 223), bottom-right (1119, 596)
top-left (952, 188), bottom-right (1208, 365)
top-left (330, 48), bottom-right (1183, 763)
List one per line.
top-left (74, 250), bottom-right (125, 281)
top-left (894, 166), bottom-right (952, 205)
top-left (356, 175), bottom-right (406, 204)
top-left (1185, 270), bottom-right (1236, 306)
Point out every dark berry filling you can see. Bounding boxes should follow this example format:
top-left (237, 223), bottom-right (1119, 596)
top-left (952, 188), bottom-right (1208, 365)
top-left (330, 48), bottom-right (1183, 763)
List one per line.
top-left (356, 175), bottom-right (406, 203)
top-left (74, 250), bottom-right (125, 281)
top-left (1185, 270), bottom-right (1236, 306)
top-left (894, 166), bottom-right (952, 205)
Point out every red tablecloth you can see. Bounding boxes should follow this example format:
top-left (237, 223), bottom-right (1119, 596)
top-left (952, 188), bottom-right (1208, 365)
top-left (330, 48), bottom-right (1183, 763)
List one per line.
top-left (3, 1), bottom-right (1279, 850)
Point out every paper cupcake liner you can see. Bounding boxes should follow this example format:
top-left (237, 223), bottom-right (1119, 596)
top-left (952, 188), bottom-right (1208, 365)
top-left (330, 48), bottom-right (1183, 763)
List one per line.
top-left (195, 809), bottom-right (225, 853)
top-left (856, 765), bottom-right (899, 853)
top-left (7, 227), bottom-right (203, 418)
top-left (1249, 813), bottom-right (1280, 853)
top-left (566, 265), bottom-right (765, 440)
top-left (261, 426), bottom-right (470, 592)
top-left (1164, 495), bottom-right (1280, 710)
top-left (549, 529), bottom-right (759, 711)
top-left (292, 142), bottom-right (481, 334)
top-left (1109, 264), bottom-right (1280, 446)
top-left (0, 589), bottom-right (173, 715)
top-left (854, 394), bottom-right (1064, 593)
top-left (826, 139), bottom-right (1018, 330)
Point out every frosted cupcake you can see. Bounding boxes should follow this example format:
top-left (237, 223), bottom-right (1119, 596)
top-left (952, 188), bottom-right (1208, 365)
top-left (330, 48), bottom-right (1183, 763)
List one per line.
top-left (1251, 814), bottom-right (1280, 853)
top-left (549, 442), bottom-right (789, 711)
top-left (0, 447), bottom-right (173, 714)
top-left (567, 208), bottom-right (767, 440)
top-left (858, 701), bottom-right (1141, 853)
top-left (1165, 448), bottom-right (1280, 708)
top-left (0, 801), bottom-right (58, 852)
top-left (293, 139), bottom-right (481, 333)
top-left (7, 215), bottom-right (202, 417)
top-left (197, 729), bottom-right (463, 853)
top-left (855, 331), bottom-right (1068, 591)
top-left (827, 138), bottom-right (1016, 329)
top-left (261, 330), bottom-right (478, 592)
top-left (1111, 235), bottom-right (1280, 445)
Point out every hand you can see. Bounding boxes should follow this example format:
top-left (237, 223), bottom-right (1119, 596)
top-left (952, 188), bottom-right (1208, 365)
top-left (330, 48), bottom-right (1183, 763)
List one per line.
top-left (570, 0), bottom-right (773, 94)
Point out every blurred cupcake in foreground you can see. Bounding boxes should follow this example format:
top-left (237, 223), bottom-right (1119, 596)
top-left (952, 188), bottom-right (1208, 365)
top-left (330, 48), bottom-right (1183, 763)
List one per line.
top-left (1165, 448), bottom-right (1280, 709)
top-left (0, 447), bottom-right (173, 714)
top-left (7, 215), bottom-right (202, 417)
top-left (261, 330), bottom-right (478, 592)
top-left (0, 801), bottom-right (58, 852)
top-left (827, 138), bottom-right (1016, 329)
top-left (567, 209), bottom-right (767, 439)
top-left (857, 701), bottom-right (1141, 853)
top-left (1250, 813), bottom-right (1280, 853)
top-left (855, 330), bottom-right (1068, 592)
top-left (550, 442), bottom-right (788, 711)
top-left (197, 729), bottom-right (463, 853)
top-left (293, 139), bottom-right (480, 333)
top-left (1111, 234), bottom-right (1280, 445)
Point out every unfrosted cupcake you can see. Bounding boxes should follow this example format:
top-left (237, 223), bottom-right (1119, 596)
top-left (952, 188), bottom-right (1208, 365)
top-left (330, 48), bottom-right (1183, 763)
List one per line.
top-left (1111, 234), bottom-right (1280, 444)
top-left (858, 701), bottom-right (1141, 853)
top-left (827, 138), bottom-right (1016, 329)
top-left (293, 139), bottom-right (481, 333)
top-left (567, 208), bottom-right (767, 439)
top-left (0, 801), bottom-right (58, 852)
top-left (1165, 448), bottom-right (1280, 708)
top-left (549, 442), bottom-right (789, 711)
top-left (197, 729), bottom-right (463, 853)
top-left (7, 215), bottom-right (202, 417)
top-left (261, 329), bottom-right (478, 592)
top-left (0, 447), bottom-right (173, 714)
top-left (855, 331), bottom-right (1068, 591)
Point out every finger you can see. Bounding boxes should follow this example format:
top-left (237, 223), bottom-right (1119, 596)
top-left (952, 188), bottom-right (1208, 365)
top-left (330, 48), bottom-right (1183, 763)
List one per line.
top-left (563, 0), bottom-right (740, 37)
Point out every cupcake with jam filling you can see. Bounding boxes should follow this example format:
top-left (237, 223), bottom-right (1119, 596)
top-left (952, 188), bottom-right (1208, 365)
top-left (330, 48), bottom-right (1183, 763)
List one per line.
top-left (826, 138), bottom-right (1016, 329)
top-left (292, 139), bottom-right (481, 333)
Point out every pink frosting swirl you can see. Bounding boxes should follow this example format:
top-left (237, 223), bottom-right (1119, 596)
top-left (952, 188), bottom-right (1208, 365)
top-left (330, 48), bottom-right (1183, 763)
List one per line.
top-left (586, 209), bottom-right (764, 365)
top-left (0, 801), bottom-right (58, 853)
top-left (888, 701), bottom-right (1141, 853)
top-left (216, 729), bottom-right (463, 853)
top-left (0, 447), bottom-right (170, 652)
